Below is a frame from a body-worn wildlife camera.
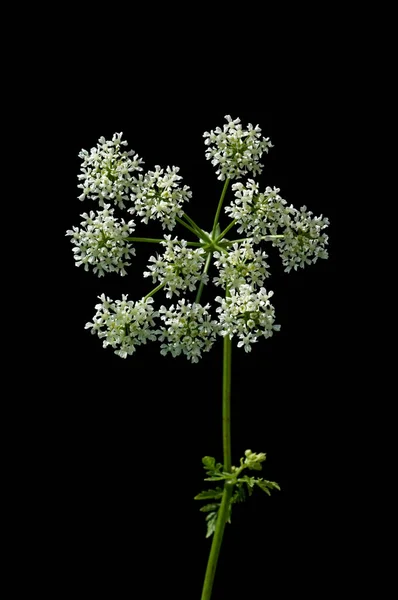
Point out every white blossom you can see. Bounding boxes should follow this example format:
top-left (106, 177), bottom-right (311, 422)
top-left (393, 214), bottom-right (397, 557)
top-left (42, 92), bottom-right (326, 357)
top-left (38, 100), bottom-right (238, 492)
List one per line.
top-left (66, 205), bottom-right (136, 277)
top-left (129, 165), bottom-right (192, 231)
top-left (144, 235), bottom-right (208, 299)
top-left (226, 180), bottom-right (329, 272)
top-left (78, 132), bottom-right (144, 209)
top-left (85, 294), bottom-right (158, 358)
top-left (213, 240), bottom-right (270, 290)
top-left (157, 300), bottom-right (219, 363)
top-left (203, 116), bottom-right (273, 181)
top-left (272, 206), bottom-right (330, 272)
top-left (226, 180), bottom-right (293, 243)
top-left (71, 121), bottom-right (330, 362)
top-left (215, 285), bottom-right (280, 352)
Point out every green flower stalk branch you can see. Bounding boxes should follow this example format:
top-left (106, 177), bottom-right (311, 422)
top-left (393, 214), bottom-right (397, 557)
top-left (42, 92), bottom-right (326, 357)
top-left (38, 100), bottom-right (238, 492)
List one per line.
top-left (66, 117), bottom-right (330, 599)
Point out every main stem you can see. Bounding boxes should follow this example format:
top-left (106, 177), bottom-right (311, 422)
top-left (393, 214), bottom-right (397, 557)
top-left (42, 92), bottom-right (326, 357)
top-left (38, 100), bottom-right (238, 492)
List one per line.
top-left (200, 334), bottom-right (232, 600)
top-left (222, 335), bottom-right (232, 472)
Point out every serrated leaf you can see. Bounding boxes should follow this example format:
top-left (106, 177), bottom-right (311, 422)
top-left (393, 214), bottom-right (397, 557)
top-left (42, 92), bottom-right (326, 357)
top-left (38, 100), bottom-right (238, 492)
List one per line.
top-left (205, 512), bottom-right (218, 538)
top-left (194, 487), bottom-right (223, 501)
top-left (200, 503), bottom-right (220, 513)
top-left (231, 484), bottom-right (246, 504)
top-left (202, 456), bottom-right (216, 470)
top-left (256, 479), bottom-right (281, 493)
top-left (202, 456), bottom-right (224, 477)
top-left (241, 477), bottom-right (256, 496)
top-left (204, 475), bottom-right (228, 481)
top-left (240, 475), bottom-right (256, 488)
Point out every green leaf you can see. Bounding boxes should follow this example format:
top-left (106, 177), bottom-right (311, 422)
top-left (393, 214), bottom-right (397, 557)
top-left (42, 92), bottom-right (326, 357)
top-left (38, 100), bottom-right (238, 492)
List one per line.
top-left (255, 479), bottom-right (281, 494)
top-left (200, 503), bottom-right (220, 513)
top-left (248, 462), bottom-right (263, 471)
top-left (202, 456), bottom-right (224, 477)
top-left (239, 475), bottom-right (256, 495)
top-left (231, 484), bottom-right (246, 504)
top-left (202, 456), bottom-right (216, 470)
top-left (205, 511), bottom-right (218, 538)
top-left (204, 475), bottom-right (229, 482)
top-left (194, 487), bottom-right (223, 501)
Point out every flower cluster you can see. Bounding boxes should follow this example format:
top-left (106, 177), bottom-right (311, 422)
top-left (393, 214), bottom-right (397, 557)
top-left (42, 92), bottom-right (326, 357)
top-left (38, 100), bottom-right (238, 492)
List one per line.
top-left (226, 180), bottom-right (329, 272)
top-left (66, 205), bottom-right (136, 277)
top-left (158, 300), bottom-right (218, 363)
top-left (243, 449), bottom-right (267, 470)
top-left (77, 132), bottom-right (144, 209)
top-left (272, 206), bottom-right (330, 272)
top-left (226, 180), bottom-right (293, 242)
top-left (69, 122), bottom-right (329, 363)
top-left (85, 294), bottom-right (158, 358)
top-left (144, 236), bottom-right (207, 299)
top-left (215, 285), bottom-right (280, 352)
top-left (213, 240), bottom-right (270, 290)
top-left (129, 166), bottom-right (192, 231)
top-left (203, 115), bottom-right (273, 181)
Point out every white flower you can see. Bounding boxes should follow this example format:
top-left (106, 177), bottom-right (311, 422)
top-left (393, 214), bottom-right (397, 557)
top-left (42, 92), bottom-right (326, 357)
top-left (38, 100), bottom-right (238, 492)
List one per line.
top-left (66, 205), bottom-right (136, 277)
top-left (129, 165), bottom-right (192, 230)
top-left (226, 180), bottom-right (293, 243)
top-left (144, 235), bottom-right (208, 299)
top-left (85, 294), bottom-right (158, 358)
top-left (213, 239), bottom-right (270, 290)
top-left (78, 132), bottom-right (144, 209)
top-left (272, 205), bottom-right (330, 273)
top-left (157, 300), bottom-right (219, 363)
top-left (215, 285), bottom-right (280, 352)
top-left (226, 181), bottom-right (329, 272)
top-left (203, 116), bottom-right (273, 181)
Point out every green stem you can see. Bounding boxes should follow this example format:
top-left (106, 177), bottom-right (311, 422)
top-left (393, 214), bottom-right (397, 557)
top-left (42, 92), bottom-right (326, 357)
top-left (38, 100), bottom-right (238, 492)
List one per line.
top-left (126, 237), bottom-right (166, 243)
top-left (144, 282), bottom-right (166, 300)
top-left (183, 213), bottom-right (211, 243)
top-left (222, 333), bottom-right (232, 472)
top-left (200, 332), bottom-right (233, 600)
top-left (223, 234), bottom-right (285, 245)
top-left (195, 251), bottom-right (213, 304)
top-left (212, 179), bottom-right (230, 237)
top-left (200, 482), bottom-right (233, 600)
top-left (215, 219), bottom-right (237, 243)
top-left (126, 237), bottom-right (203, 247)
top-left (176, 216), bottom-right (208, 241)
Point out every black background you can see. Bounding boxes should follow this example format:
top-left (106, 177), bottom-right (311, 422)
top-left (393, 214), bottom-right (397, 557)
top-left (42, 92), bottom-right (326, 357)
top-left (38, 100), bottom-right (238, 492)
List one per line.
top-left (52, 108), bottom-right (346, 598)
